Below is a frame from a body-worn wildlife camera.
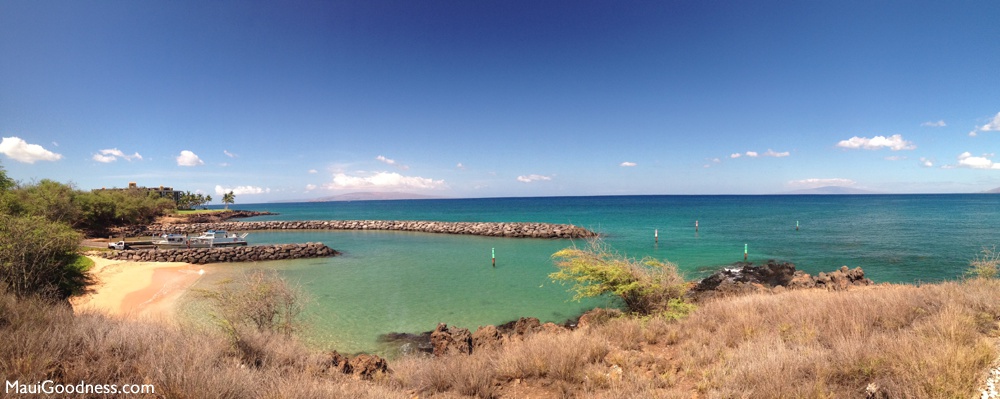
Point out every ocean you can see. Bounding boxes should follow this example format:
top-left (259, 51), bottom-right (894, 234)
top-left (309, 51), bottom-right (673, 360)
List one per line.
top-left (183, 194), bottom-right (1000, 354)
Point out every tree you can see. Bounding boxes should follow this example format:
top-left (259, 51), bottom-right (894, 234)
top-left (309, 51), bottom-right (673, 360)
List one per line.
top-left (222, 191), bottom-right (235, 210)
top-left (550, 241), bottom-right (690, 316)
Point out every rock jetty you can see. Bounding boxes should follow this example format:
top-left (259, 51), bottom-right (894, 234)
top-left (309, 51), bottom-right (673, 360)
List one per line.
top-left (101, 243), bottom-right (338, 264)
top-left (146, 220), bottom-right (598, 239)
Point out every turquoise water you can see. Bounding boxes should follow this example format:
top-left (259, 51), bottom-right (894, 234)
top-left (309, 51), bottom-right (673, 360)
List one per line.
top-left (192, 195), bottom-right (1000, 354)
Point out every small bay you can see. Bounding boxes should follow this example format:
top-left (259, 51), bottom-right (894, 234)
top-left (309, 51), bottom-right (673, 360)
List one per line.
top-left (185, 194), bottom-right (1000, 354)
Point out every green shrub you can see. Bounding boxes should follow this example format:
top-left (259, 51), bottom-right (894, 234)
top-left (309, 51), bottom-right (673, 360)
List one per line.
top-left (550, 241), bottom-right (689, 316)
top-left (0, 214), bottom-right (83, 298)
top-left (966, 246), bottom-right (1000, 280)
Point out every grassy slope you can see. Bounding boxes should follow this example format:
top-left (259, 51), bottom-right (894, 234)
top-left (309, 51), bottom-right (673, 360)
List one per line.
top-left (2, 280), bottom-right (998, 398)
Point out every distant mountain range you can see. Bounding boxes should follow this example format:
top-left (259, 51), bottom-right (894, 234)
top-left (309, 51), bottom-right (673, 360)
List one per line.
top-left (783, 186), bottom-right (883, 195)
top-left (308, 192), bottom-right (445, 202)
top-left (985, 187), bottom-right (1000, 194)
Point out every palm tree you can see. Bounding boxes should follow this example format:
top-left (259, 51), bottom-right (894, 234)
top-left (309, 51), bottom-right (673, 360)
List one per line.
top-left (222, 191), bottom-right (235, 210)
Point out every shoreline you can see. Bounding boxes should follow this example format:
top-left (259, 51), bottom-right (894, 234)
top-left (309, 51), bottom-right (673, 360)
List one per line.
top-left (71, 256), bottom-right (206, 321)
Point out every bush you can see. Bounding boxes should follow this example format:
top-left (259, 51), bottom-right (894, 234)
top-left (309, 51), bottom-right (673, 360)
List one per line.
top-left (0, 214), bottom-right (83, 298)
top-left (550, 241), bottom-right (689, 316)
top-left (204, 269), bottom-right (306, 337)
top-left (967, 246), bottom-right (1000, 279)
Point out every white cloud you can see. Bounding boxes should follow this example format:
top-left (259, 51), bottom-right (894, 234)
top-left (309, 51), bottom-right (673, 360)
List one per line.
top-left (731, 150), bottom-right (787, 159)
top-left (970, 112), bottom-right (1000, 137)
top-left (789, 178), bottom-right (856, 188)
top-left (176, 150), bottom-right (204, 166)
top-left (517, 174), bottom-right (552, 183)
top-left (215, 185), bottom-right (271, 195)
top-left (920, 157), bottom-right (934, 167)
top-left (884, 156), bottom-right (906, 161)
top-left (456, 163), bottom-right (466, 170)
top-left (921, 120), bottom-right (946, 127)
top-left (305, 184), bottom-right (317, 191)
top-left (224, 150), bottom-right (237, 158)
top-left (619, 161), bottom-right (637, 167)
top-left (0, 137), bottom-right (62, 164)
top-left (955, 152), bottom-right (1000, 169)
top-left (93, 148), bottom-right (142, 163)
top-left (836, 134), bottom-right (915, 151)
top-left (308, 169), bottom-right (318, 174)
top-left (376, 155), bottom-right (409, 170)
top-left (326, 171), bottom-right (446, 190)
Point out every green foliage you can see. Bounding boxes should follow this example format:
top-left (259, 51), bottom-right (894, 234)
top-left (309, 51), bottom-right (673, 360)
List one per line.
top-left (177, 191), bottom-right (212, 210)
top-left (966, 246), bottom-right (1000, 280)
top-left (0, 214), bottom-right (84, 298)
top-left (222, 191), bottom-right (235, 210)
top-left (0, 162), bottom-right (14, 192)
top-left (550, 241), bottom-right (689, 315)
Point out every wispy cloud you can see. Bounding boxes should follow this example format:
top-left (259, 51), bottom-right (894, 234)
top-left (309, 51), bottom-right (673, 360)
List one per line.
top-left (326, 171), bottom-right (445, 190)
top-left (456, 162), bottom-right (466, 170)
top-left (836, 134), bottom-right (915, 151)
top-left (376, 155), bottom-right (409, 170)
top-left (308, 169), bottom-right (318, 174)
top-left (789, 178), bottom-right (856, 188)
top-left (0, 137), bottom-right (62, 164)
top-left (176, 150), bottom-right (204, 166)
top-left (921, 120), bottom-right (946, 127)
top-left (93, 148), bottom-right (142, 163)
top-left (884, 155), bottom-right (906, 161)
top-left (730, 149), bottom-right (788, 159)
top-left (215, 185), bottom-right (271, 195)
top-left (919, 157), bottom-right (934, 168)
top-left (969, 112), bottom-right (1000, 137)
top-left (305, 184), bottom-right (317, 191)
top-left (517, 174), bottom-right (552, 183)
top-left (619, 161), bottom-right (637, 167)
top-left (224, 150), bottom-right (237, 158)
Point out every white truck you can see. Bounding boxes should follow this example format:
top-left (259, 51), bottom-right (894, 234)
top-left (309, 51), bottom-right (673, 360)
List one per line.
top-left (107, 241), bottom-right (130, 250)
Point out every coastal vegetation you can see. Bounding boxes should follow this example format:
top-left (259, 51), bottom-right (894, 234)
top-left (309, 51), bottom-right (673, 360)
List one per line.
top-left (1, 161), bottom-right (998, 397)
top-left (550, 241), bottom-right (690, 317)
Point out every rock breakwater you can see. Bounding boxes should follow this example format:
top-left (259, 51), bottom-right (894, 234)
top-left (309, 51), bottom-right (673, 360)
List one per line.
top-left (146, 220), bottom-right (597, 239)
top-left (101, 243), bottom-right (339, 264)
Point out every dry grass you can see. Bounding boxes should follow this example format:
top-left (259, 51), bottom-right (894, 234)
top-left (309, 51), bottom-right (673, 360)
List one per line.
top-left (3, 279), bottom-right (999, 398)
top-left (386, 279), bottom-right (1000, 398)
top-left (0, 290), bottom-right (406, 399)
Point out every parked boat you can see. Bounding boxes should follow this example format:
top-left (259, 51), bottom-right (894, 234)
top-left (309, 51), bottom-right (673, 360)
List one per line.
top-left (153, 230), bottom-right (248, 248)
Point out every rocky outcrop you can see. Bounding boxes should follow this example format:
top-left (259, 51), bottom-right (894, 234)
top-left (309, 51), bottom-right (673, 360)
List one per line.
top-left (319, 351), bottom-right (387, 380)
top-left (421, 317), bottom-right (569, 357)
top-left (181, 210), bottom-right (276, 223)
top-left (101, 243), bottom-right (338, 264)
top-left (691, 261), bottom-right (874, 301)
top-left (145, 220), bottom-right (598, 239)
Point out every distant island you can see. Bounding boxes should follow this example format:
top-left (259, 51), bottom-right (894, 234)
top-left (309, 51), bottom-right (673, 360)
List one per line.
top-left (308, 192), bottom-right (446, 202)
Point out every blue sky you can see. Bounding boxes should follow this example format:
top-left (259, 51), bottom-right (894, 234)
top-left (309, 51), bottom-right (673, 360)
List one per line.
top-left (2, 1), bottom-right (999, 202)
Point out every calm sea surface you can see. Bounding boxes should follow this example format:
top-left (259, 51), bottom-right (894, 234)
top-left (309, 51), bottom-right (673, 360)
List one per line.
top-left (184, 195), bottom-right (1000, 354)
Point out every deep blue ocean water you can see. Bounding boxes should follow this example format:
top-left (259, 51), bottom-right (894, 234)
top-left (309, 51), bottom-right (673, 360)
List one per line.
top-left (187, 194), bottom-right (1000, 354)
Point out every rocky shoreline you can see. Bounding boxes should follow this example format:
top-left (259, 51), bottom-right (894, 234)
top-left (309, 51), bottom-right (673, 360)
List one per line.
top-left (145, 220), bottom-right (598, 239)
top-left (101, 243), bottom-right (339, 264)
top-left (383, 261), bottom-right (877, 358)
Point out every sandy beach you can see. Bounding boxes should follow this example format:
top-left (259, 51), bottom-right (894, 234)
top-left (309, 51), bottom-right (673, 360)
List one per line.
top-left (72, 256), bottom-right (206, 321)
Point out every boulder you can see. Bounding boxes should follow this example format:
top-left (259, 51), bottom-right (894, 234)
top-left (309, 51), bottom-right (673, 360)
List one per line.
top-left (430, 323), bottom-right (472, 356)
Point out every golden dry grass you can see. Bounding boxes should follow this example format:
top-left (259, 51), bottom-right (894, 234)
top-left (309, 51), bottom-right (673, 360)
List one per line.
top-left (3, 279), bottom-right (999, 398)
